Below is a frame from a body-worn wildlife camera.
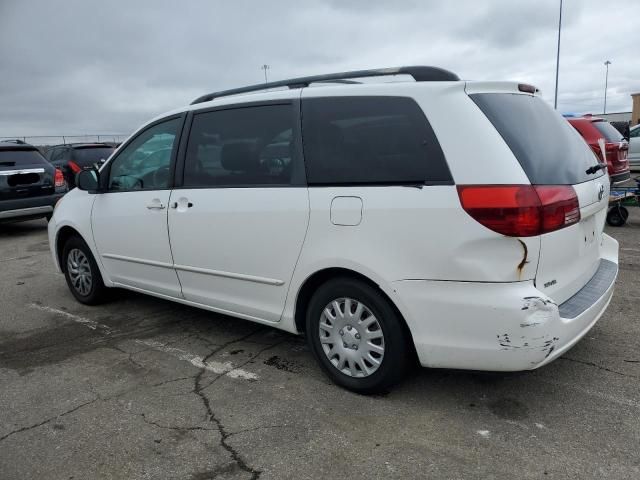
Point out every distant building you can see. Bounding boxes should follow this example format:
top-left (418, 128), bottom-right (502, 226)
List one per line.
top-left (632, 93), bottom-right (640, 125)
top-left (595, 111), bottom-right (632, 122)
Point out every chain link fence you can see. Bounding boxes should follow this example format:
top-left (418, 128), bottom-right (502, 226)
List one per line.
top-left (0, 134), bottom-right (130, 147)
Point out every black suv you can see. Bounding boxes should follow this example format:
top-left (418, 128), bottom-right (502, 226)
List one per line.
top-left (0, 140), bottom-right (67, 223)
top-left (45, 143), bottom-right (115, 188)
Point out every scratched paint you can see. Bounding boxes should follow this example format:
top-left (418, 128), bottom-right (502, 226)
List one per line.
top-left (520, 297), bottom-right (557, 328)
top-left (136, 339), bottom-right (258, 381)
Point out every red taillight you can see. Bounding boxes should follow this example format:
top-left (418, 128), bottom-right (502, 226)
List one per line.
top-left (54, 168), bottom-right (66, 188)
top-left (457, 185), bottom-right (580, 237)
top-left (68, 160), bottom-right (81, 174)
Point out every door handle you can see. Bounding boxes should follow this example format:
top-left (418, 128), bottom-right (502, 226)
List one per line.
top-left (146, 202), bottom-right (166, 210)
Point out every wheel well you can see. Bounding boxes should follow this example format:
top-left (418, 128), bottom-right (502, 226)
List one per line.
top-left (56, 226), bottom-right (82, 272)
top-left (294, 268), bottom-right (417, 359)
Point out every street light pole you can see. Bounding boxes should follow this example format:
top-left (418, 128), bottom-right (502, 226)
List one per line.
top-left (261, 64), bottom-right (270, 84)
top-left (553, 0), bottom-right (563, 110)
top-left (603, 60), bottom-right (611, 114)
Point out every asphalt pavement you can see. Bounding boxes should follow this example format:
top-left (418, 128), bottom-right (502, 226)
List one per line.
top-left (0, 212), bottom-right (639, 479)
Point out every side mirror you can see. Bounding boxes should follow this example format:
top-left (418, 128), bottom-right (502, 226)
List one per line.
top-left (76, 169), bottom-right (99, 193)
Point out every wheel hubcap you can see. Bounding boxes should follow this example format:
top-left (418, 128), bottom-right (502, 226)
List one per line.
top-left (318, 297), bottom-right (385, 378)
top-left (67, 248), bottom-right (92, 296)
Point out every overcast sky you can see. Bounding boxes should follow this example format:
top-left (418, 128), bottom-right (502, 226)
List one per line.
top-left (0, 0), bottom-right (637, 139)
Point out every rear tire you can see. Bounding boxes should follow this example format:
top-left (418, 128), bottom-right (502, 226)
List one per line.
top-left (62, 236), bottom-right (108, 305)
top-left (607, 206), bottom-right (628, 227)
top-left (305, 277), bottom-right (409, 394)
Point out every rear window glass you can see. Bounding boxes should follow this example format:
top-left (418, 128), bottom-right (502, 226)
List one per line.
top-left (470, 93), bottom-right (604, 185)
top-left (592, 121), bottom-right (624, 143)
top-left (0, 149), bottom-right (47, 167)
top-left (71, 147), bottom-right (114, 166)
top-left (302, 96), bottom-right (451, 185)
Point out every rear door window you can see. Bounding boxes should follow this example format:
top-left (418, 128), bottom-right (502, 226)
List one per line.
top-left (0, 149), bottom-right (47, 168)
top-left (301, 96), bottom-right (451, 185)
top-left (470, 93), bottom-right (604, 185)
top-left (592, 121), bottom-right (624, 143)
top-left (183, 104), bottom-right (298, 187)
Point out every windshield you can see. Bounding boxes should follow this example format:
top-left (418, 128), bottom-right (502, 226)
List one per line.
top-left (71, 147), bottom-right (114, 166)
top-left (0, 149), bottom-right (47, 168)
top-left (592, 121), bottom-right (624, 143)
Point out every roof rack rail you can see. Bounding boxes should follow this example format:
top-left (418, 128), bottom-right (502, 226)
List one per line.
top-left (191, 65), bottom-right (459, 105)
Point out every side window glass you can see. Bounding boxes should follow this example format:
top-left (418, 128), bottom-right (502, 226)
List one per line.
top-left (630, 128), bottom-right (640, 138)
top-left (184, 105), bottom-right (295, 187)
top-left (108, 118), bottom-right (181, 191)
top-left (50, 148), bottom-right (63, 162)
top-left (301, 96), bottom-right (451, 185)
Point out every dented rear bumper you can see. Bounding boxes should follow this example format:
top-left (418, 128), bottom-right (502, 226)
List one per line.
top-left (390, 234), bottom-right (619, 372)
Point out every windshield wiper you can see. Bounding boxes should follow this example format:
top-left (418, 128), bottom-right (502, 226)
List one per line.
top-left (585, 163), bottom-right (607, 175)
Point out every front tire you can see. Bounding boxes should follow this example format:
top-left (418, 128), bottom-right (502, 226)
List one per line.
top-left (62, 236), bottom-right (108, 305)
top-left (305, 277), bottom-right (409, 394)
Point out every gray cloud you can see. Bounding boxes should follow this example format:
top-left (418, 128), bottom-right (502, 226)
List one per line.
top-left (0, 0), bottom-right (637, 139)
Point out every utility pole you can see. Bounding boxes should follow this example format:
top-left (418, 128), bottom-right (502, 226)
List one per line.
top-left (603, 60), bottom-right (611, 114)
top-left (260, 64), bottom-right (270, 84)
top-left (553, 0), bottom-right (563, 110)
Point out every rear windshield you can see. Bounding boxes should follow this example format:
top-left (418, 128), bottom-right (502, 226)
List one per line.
top-left (71, 147), bottom-right (114, 166)
top-left (470, 93), bottom-right (604, 185)
top-left (0, 149), bottom-right (47, 168)
top-left (592, 121), bottom-right (624, 143)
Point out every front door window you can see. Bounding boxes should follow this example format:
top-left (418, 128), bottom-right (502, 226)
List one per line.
top-left (108, 118), bottom-right (181, 191)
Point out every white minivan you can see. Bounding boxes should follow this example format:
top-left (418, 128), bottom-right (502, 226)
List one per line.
top-left (49, 67), bottom-right (619, 393)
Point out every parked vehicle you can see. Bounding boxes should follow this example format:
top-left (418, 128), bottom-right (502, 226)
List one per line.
top-left (1, 140), bottom-right (67, 223)
top-left (629, 124), bottom-right (640, 168)
top-left (45, 143), bottom-right (115, 188)
top-left (48, 67), bottom-right (619, 393)
top-left (567, 115), bottom-right (631, 184)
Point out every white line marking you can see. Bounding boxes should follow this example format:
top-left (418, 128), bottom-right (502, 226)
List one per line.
top-left (135, 340), bottom-right (258, 381)
top-left (476, 430), bottom-right (490, 438)
top-left (29, 304), bottom-right (112, 334)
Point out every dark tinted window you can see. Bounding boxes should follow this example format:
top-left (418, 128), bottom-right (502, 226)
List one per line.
top-left (184, 105), bottom-right (295, 187)
top-left (592, 121), bottom-right (624, 143)
top-left (471, 93), bottom-right (604, 185)
top-left (0, 149), bottom-right (47, 167)
top-left (302, 96), bottom-right (450, 185)
top-left (71, 147), bottom-right (114, 166)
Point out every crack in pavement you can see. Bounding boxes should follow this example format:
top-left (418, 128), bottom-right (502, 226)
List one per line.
top-left (136, 412), bottom-right (217, 433)
top-left (192, 328), bottom-right (285, 480)
top-left (0, 397), bottom-right (98, 443)
top-left (560, 356), bottom-right (640, 379)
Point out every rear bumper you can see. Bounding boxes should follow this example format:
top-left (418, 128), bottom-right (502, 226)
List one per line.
top-left (391, 233), bottom-right (619, 372)
top-left (0, 193), bottom-right (65, 222)
top-left (610, 170), bottom-right (631, 185)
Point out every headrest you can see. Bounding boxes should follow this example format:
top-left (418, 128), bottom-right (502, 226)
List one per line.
top-left (220, 141), bottom-right (259, 172)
